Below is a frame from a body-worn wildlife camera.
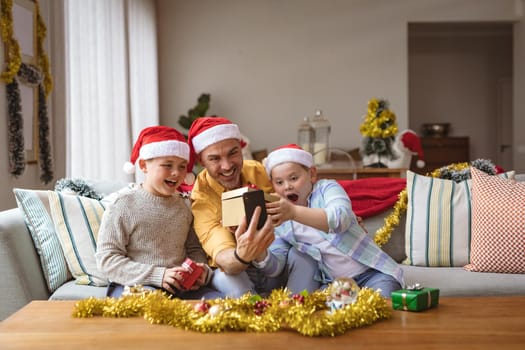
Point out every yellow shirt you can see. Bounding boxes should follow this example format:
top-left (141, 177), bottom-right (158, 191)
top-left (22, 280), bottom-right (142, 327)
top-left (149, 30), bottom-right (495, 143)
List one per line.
top-left (190, 160), bottom-right (273, 266)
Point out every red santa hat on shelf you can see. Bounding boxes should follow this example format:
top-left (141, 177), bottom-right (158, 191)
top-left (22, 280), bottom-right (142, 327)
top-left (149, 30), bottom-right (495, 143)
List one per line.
top-left (123, 125), bottom-right (194, 183)
top-left (264, 144), bottom-right (314, 175)
top-left (398, 129), bottom-right (425, 168)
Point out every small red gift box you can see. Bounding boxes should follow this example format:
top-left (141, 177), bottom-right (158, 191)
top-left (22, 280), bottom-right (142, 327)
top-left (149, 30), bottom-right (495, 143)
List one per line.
top-left (180, 258), bottom-right (203, 290)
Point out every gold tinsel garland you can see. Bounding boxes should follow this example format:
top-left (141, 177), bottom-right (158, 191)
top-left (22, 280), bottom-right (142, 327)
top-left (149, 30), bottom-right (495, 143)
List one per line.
top-left (34, 0), bottom-right (52, 96)
top-left (373, 188), bottom-right (407, 247)
top-left (372, 162), bottom-right (471, 247)
top-left (0, 0), bottom-right (21, 83)
top-left (72, 288), bottom-right (391, 337)
top-left (359, 98), bottom-right (398, 139)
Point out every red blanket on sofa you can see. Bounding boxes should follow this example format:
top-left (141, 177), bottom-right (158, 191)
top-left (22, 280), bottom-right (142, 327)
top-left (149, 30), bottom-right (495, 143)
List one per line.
top-left (179, 177), bottom-right (407, 220)
top-left (337, 177), bottom-right (407, 219)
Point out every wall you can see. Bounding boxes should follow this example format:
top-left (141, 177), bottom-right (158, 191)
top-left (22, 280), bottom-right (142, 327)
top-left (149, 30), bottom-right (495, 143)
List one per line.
top-left (156, 0), bottom-right (523, 169)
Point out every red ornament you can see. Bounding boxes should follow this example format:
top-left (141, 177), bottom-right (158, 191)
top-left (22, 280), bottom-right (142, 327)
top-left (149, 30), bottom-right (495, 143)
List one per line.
top-left (292, 294), bottom-right (305, 304)
top-left (193, 299), bottom-right (211, 313)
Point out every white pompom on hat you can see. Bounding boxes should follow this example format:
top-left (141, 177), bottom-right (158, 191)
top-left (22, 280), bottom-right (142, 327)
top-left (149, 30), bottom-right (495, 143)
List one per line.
top-left (399, 130), bottom-right (425, 168)
top-left (264, 144), bottom-right (314, 175)
top-left (123, 126), bottom-right (192, 183)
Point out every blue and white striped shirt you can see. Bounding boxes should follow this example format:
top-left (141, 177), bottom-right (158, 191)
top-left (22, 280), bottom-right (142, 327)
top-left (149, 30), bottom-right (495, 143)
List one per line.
top-left (260, 179), bottom-right (404, 286)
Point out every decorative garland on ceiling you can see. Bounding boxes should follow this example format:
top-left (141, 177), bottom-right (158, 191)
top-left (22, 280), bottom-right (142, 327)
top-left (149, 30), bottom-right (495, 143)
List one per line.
top-left (73, 287), bottom-right (391, 337)
top-left (1, 0), bottom-right (54, 183)
top-left (373, 159), bottom-right (499, 247)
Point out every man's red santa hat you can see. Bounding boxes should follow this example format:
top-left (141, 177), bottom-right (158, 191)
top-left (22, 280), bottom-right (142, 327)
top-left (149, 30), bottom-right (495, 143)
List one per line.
top-left (187, 116), bottom-right (243, 169)
top-left (264, 144), bottom-right (314, 175)
top-left (187, 117), bottom-right (242, 154)
top-left (123, 125), bottom-right (193, 183)
top-left (398, 130), bottom-right (425, 168)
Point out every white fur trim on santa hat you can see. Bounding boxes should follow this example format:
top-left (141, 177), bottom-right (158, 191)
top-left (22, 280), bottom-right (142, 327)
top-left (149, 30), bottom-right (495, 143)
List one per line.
top-left (123, 161), bottom-right (136, 174)
top-left (139, 140), bottom-right (190, 161)
top-left (265, 148), bottom-right (314, 175)
top-left (192, 124), bottom-right (241, 154)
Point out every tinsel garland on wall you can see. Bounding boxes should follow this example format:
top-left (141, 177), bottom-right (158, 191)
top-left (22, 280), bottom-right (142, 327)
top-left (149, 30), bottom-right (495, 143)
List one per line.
top-left (0, 0), bottom-right (21, 83)
top-left (373, 159), bottom-right (499, 247)
top-left (1, 0), bottom-right (54, 183)
top-left (6, 78), bottom-right (24, 175)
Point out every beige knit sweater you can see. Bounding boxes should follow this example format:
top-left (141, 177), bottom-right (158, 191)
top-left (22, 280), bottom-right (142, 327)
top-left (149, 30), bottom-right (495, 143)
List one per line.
top-left (96, 186), bottom-right (207, 287)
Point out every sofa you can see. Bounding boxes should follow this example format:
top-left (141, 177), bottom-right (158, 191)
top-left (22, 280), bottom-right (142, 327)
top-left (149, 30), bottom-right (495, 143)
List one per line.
top-left (1, 174), bottom-right (524, 321)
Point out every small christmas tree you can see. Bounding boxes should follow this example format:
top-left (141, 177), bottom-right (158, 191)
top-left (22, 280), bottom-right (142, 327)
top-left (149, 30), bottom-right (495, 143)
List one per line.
top-left (360, 98), bottom-right (398, 168)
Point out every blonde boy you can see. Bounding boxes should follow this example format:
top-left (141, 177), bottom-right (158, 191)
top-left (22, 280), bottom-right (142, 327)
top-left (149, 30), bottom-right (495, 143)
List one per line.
top-left (259, 144), bottom-right (404, 298)
top-left (96, 126), bottom-right (221, 299)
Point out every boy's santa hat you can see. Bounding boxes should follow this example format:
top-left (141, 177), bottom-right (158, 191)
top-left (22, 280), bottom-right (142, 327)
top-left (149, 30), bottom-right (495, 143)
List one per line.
top-left (264, 144), bottom-right (313, 175)
top-left (398, 130), bottom-right (425, 168)
top-left (123, 125), bottom-right (194, 183)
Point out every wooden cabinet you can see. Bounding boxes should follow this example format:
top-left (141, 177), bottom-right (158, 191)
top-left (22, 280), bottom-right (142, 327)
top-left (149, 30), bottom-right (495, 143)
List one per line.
top-left (411, 137), bottom-right (470, 174)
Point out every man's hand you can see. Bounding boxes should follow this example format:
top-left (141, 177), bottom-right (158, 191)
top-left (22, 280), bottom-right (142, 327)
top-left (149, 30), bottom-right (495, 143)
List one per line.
top-left (234, 206), bottom-right (275, 263)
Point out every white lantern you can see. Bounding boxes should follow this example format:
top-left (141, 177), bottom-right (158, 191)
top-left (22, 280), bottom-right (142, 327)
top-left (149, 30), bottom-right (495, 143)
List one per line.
top-left (310, 110), bottom-right (331, 166)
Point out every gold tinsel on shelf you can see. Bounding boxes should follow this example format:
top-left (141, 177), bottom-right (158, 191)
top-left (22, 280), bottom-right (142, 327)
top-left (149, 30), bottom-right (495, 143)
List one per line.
top-left (359, 98), bottom-right (398, 139)
top-left (72, 288), bottom-right (391, 337)
top-left (373, 161), bottom-right (472, 247)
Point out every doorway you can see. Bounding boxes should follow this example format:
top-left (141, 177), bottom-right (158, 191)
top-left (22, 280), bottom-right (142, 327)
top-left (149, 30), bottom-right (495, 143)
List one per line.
top-left (408, 22), bottom-right (513, 170)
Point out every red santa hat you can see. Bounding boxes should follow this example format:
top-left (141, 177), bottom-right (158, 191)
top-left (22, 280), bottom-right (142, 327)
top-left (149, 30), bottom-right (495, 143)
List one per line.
top-left (123, 126), bottom-right (193, 183)
top-left (187, 117), bottom-right (242, 154)
top-left (187, 116), bottom-right (242, 170)
top-left (264, 144), bottom-right (314, 175)
top-left (399, 130), bottom-right (425, 168)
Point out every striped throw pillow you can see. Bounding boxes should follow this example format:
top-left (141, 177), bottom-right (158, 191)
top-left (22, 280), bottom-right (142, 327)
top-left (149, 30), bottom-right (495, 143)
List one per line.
top-left (404, 170), bottom-right (514, 267)
top-left (47, 191), bottom-right (108, 286)
top-left (13, 189), bottom-right (70, 292)
top-left (464, 167), bottom-right (525, 273)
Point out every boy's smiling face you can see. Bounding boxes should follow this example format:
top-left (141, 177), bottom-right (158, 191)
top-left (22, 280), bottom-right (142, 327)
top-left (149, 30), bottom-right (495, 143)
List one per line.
top-left (140, 156), bottom-right (188, 197)
top-left (270, 162), bottom-right (316, 206)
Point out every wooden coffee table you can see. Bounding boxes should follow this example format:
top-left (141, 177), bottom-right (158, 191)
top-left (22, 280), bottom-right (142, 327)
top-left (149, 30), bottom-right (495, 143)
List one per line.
top-left (1, 296), bottom-right (524, 349)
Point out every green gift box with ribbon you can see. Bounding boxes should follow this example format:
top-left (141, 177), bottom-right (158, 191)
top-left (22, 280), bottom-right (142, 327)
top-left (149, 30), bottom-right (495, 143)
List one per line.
top-left (391, 285), bottom-right (440, 312)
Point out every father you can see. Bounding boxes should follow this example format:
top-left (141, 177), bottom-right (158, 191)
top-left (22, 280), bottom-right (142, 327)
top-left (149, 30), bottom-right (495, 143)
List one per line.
top-left (188, 116), bottom-right (319, 297)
